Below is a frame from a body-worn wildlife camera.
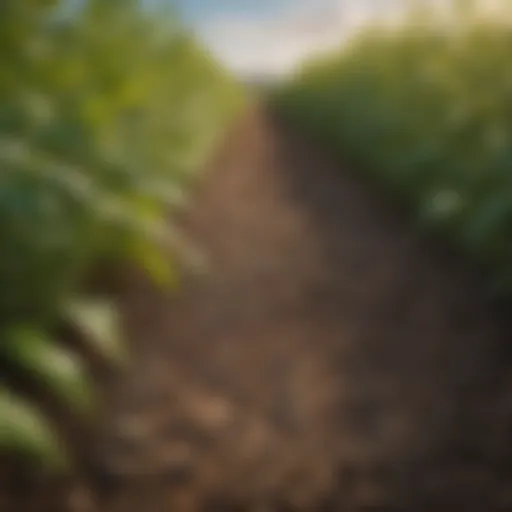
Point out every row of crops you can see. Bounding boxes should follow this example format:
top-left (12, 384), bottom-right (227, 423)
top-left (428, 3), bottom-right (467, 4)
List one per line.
top-left (0, 0), bottom-right (243, 468)
top-left (274, 0), bottom-right (512, 297)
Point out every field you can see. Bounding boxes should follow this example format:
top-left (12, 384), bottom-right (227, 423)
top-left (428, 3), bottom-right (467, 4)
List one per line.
top-left (4, 1), bottom-right (512, 511)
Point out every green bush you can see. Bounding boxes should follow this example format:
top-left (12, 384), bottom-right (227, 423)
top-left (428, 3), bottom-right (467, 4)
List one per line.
top-left (0, 0), bottom-right (242, 468)
top-left (275, 0), bottom-right (512, 296)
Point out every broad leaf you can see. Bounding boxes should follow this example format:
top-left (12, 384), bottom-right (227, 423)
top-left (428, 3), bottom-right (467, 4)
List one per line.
top-left (63, 298), bottom-right (128, 367)
top-left (2, 328), bottom-right (95, 415)
top-left (0, 388), bottom-right (68, 470)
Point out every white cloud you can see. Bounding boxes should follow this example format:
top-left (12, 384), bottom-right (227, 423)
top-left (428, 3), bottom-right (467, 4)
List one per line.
top-left (195, 0), bottom-right (406, 78)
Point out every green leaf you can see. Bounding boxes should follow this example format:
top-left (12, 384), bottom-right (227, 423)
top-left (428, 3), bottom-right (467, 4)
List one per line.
top-left (130, 238), bottom-right (179, 287)
top-left (63, 297), bottom-right (128, 367)
top-left (1, 328), bottom-right (95, 416)
top-left (0, 388), bottom-right (68, 470)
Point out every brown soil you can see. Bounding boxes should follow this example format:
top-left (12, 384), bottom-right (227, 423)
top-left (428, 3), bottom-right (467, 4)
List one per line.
top-left (3, 106), bottom-right (512, 511)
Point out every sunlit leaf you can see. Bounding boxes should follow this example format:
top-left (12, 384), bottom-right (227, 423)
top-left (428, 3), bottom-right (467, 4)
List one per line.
top-left (0, 388), bottom-right (68, 470)
top-left (130, 238), bottom-right (179, 288)
top-left (63, 298), bottom-right (128, 367)
top-left (2, 328), bottom-right (95, 415)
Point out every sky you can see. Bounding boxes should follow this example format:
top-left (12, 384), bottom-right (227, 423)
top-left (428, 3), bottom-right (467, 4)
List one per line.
top-left (178, 0), bottom-right (407, 78)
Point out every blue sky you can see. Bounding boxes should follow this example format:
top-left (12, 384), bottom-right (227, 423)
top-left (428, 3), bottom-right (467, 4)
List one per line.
top-left (177, 0), bottom-right (410, 77)
top-left (179, 0), bottom-right (295, 21)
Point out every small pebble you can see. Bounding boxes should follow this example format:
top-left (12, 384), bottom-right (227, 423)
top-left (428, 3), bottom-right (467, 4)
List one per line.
top-left (68, 484), bottom-right (96, 512)
top-left (186, 394), bottom-right (235, 430)
top-left (159, 443), bottom-right (195, 482)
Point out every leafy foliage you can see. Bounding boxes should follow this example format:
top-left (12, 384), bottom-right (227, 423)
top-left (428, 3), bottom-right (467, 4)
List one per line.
top-left (0, 0), bottom-right (242, 467)
top-left (275, 0), bottom-right (512, 296)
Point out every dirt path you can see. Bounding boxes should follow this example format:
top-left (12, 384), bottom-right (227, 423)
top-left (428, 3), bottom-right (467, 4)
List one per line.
top-left (4, 106), bottom-right (512, 511)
